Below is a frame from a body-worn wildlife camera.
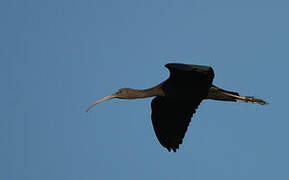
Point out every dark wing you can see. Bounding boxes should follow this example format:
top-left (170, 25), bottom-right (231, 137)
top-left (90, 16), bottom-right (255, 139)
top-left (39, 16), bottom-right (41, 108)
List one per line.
top-left (165, 63), bottom-right (214, 85)
top-left (150, 63), bottom-right (214, 151)
top-left (163, 63), bottom-right (215, 101)
top-left (151, 96), bottom-right (202, 152)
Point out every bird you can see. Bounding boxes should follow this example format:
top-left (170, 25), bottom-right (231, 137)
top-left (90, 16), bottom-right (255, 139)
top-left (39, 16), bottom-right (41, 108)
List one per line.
top-left (86, 63), bottom-right (267, 152)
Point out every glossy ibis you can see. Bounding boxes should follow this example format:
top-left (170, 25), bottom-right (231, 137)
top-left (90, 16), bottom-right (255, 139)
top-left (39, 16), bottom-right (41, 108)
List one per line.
top-left (86, 63), bottom-right (267, 152)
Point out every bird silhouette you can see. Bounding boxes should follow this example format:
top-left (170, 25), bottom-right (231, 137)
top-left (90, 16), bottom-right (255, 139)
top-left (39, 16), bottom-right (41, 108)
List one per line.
top-left (86, 63), bottom-right (267, 152)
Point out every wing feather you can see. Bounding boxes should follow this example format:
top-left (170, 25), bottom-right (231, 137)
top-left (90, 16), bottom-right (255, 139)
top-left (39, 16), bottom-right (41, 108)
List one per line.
top-left (151, 97), bottom-right (201, 152)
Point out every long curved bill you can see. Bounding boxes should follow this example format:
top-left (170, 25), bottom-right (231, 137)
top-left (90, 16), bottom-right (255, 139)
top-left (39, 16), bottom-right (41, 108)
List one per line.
top-left (86, 93), bottom-right (117, 112)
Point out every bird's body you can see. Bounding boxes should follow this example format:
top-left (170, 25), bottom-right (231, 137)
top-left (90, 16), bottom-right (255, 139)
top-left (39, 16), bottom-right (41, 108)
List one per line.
top-left (87, 63), bottom-right (267, 152)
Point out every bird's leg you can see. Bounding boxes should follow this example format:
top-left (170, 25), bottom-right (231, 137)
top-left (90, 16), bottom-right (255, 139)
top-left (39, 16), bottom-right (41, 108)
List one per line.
top-left (206, 86), bottom-right (267, 105)
top-left (222, 93), bottom-right (268, 105)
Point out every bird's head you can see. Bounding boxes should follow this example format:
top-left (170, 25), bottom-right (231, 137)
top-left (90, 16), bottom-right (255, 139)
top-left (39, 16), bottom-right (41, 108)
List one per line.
top-left (115, 88), bottom-right (141, 99)
top-left (85, 88), bottom-right (138, 112)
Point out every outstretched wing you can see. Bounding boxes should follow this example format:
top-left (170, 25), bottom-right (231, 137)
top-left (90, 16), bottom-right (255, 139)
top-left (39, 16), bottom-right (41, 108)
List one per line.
top-left (151, 96), bottom-right (202, 152)
top-left (163, 63), bottom-right (215, 101)
top-left (165, 63), bottom-right (214, 85)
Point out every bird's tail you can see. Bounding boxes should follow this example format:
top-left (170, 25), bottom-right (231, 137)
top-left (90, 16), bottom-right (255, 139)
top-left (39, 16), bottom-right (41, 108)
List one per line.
top-left (206, 85), bottom-right (268, 105)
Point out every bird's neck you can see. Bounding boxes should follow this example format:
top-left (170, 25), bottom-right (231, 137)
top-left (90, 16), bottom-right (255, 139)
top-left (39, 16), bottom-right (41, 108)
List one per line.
top-left (123, 83), bottom-right (165, 99)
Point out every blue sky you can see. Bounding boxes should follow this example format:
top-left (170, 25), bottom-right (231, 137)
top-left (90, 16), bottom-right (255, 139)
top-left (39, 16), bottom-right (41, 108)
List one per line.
top-left (1, 0), bottom-right (288, 179)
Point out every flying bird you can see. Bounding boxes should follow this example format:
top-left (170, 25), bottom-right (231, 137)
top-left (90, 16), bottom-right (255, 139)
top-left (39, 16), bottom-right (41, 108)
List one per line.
top-left (86, 63), bottom-right (267, 152)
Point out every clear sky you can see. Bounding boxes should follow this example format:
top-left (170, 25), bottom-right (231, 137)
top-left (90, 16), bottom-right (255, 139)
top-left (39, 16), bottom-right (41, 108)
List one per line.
top-left (1, 0), bottom-right (288, 179)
